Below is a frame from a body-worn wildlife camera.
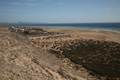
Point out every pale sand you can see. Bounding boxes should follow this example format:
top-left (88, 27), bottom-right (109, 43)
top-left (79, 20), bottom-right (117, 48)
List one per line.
top-left (44, 27), bottom-right (120, 43)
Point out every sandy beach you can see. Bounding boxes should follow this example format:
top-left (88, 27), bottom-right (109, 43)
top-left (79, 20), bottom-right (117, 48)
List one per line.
top-left (0, 26), bottom-right (120, 80)
top-left (43, 27), bottom-right (120, 43)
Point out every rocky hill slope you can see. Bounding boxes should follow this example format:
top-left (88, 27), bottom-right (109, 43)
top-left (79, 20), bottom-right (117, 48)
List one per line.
top-left (0, 27), bottom-right (104, 80)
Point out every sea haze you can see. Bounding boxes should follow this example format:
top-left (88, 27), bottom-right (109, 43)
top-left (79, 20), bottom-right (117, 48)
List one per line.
top-left (1, 23), bottom-right (120, 31)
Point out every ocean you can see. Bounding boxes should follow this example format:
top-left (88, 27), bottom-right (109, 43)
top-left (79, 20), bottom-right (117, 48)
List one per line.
top-left (1, 23), bottom-right (120, 31)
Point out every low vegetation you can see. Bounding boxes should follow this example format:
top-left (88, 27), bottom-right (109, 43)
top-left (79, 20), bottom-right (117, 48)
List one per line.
top-left (32, 38), bottom-right (120, 79)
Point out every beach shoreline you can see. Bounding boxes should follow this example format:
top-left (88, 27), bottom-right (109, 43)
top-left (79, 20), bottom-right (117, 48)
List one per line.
top-left (41, 27), bottom-right (120, 43)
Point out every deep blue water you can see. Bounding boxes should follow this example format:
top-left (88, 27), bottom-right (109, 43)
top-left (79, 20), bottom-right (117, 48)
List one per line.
top-left (1, 23), bottom-right (120, 31)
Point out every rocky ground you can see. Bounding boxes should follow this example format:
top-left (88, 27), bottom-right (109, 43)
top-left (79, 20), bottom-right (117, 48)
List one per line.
top-left (0, 27), bottom-right (105, 80)
top-left (29, 27), bottom-right (120, 80)
top-left (31, 35), bottom-right (120, 80)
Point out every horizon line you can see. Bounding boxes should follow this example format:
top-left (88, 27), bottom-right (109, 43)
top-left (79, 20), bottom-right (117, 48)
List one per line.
top-left (0, 22), bottom-right (120, 24)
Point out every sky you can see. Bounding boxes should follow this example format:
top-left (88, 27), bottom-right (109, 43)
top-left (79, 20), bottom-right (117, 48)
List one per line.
top-left (0, 0), bottom-right (120, 23)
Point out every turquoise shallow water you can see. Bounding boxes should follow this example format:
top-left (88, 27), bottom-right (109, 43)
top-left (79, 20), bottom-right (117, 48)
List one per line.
top-left (1, 23), bottom-right (120, 31)
top-left (40, 26), bottom-right (120, 31)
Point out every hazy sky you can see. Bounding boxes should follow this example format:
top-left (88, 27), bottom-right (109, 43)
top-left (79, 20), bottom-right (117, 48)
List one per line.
top-left (0, 0), bottom-right (120, 23)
